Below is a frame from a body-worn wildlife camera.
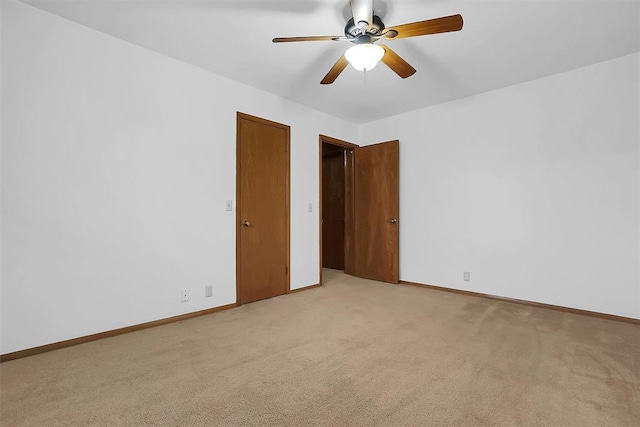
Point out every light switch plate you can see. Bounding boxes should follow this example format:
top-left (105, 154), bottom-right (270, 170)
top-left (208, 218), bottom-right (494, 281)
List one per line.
top-left (226, 200), bottom-right (233, 211)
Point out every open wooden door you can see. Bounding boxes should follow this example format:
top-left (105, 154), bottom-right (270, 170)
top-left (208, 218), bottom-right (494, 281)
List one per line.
top-left (353, 140), bottom-right (399, 283)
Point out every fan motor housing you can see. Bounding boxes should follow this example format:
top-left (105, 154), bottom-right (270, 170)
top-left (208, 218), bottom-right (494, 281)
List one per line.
top-left (344, 15), bottom-right (385, 40)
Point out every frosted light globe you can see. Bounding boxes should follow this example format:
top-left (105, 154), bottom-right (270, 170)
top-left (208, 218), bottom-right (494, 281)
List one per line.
top-left (345, 44), bottom-right (385, 71)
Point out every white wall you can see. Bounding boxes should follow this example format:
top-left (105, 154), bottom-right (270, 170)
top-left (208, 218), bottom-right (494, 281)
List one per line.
top-left (361, 53), bottom-right (640, 319)
top-left (0, 0), bottom-right (356, 354)
top-left (0, 0), bottom-right (4, 344)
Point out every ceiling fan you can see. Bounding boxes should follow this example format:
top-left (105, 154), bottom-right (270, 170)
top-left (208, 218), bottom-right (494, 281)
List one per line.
top-left (272, 0), bottom-right (463, 84)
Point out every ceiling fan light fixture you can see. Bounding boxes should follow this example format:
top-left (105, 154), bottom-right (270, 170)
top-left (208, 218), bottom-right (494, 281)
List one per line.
top-left (345, 43), bottom-right (384, 71)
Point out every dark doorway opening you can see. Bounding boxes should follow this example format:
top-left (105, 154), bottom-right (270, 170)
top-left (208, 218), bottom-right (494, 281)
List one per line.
top-left (319, 136), bottom-right (357, 284)
top-left (322, 143), bottom-right (346, 270)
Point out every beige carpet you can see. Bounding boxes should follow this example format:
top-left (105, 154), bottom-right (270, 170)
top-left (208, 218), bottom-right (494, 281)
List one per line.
top-left (1, 269), bottom-right (639, 426)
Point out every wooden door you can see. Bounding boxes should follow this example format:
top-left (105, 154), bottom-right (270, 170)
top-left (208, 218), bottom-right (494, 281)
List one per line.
top-left (237, 113), bottom-right (290, 304)
top-left (354, 140), bottom-right (399, 283)
top-left (322, 146), bottom-right (345, 270)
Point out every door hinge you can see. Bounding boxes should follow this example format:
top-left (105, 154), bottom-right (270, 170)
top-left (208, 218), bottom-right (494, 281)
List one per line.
top-left (285, 266), bottom-right (288, 275)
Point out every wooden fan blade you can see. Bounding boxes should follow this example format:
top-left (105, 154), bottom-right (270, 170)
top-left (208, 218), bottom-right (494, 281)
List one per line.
top-left (272, 36), bottom-right (345, 43)
top-left (385, 14), bottom-right (463, 39)
top-left (321, 55), bottom-right (349, 85)
top-left (380, 45), bottom-right (416, 79)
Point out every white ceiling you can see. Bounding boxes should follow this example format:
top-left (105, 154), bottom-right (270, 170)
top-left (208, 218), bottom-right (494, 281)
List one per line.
top-left (23, 0), bottom-right (640, 124)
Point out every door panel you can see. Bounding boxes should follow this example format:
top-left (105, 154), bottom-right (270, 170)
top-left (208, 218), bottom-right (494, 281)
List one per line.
top-left (354, 140), bottom-right (399, 283)
top-left (237, 114), bottom-right (289, 304)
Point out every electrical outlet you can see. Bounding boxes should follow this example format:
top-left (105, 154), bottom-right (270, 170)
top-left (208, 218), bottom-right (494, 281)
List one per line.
top-left (463, 272), bottom-right (470, 282)
top-left (205, 285), bottom-right (213, 298)
top-left (181, 289), bottom-right (190, 302)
